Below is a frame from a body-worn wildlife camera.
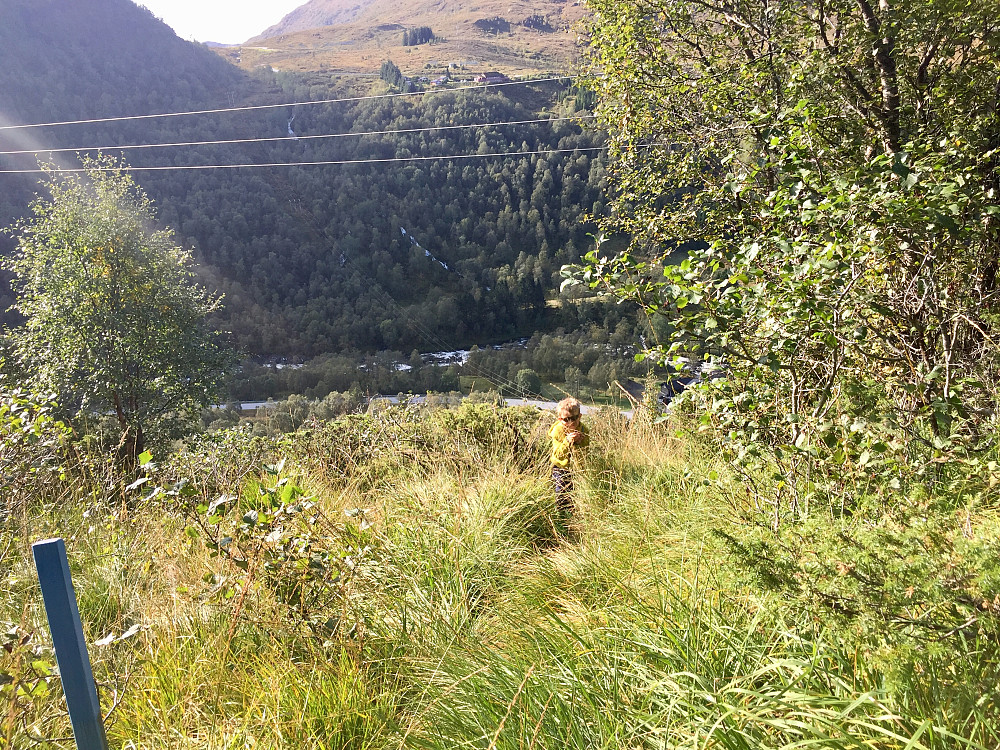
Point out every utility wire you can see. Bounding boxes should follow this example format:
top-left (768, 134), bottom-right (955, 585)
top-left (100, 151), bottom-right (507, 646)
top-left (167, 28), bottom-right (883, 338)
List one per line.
top-left (0, 140), bottom-right (604, 392)
top-left (0, 115), bottom-right (597, 157)
top-left (0, 74), bottom-right (595, 393)
top-left (0, 77), bottom-right (574, 132)
top-left (0, 147), bottom-right (606, 174)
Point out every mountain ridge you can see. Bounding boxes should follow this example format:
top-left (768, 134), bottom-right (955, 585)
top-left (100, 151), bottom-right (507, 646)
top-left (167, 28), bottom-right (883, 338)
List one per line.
top-left (251, 0), bottom-right (381, 39)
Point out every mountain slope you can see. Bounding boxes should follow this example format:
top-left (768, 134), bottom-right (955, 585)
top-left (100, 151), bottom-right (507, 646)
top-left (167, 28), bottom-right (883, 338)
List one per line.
top-left (0, 0), bottom-right (244, 211)
top-left (0, 0), bottom-right (243, 125)
top-left (0, 0), bottom-right (606, 357)
top-left (235, 0), bottom-right (586, 75)
top-left (0, 0), bottom-right (247, 322)
top-left (252, 0), bottom-right (380, 38)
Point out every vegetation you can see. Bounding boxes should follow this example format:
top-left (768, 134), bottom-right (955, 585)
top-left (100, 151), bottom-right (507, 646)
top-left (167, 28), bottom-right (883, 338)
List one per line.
top-left (2, 395), bottom-right (998, 748)
top-left (2, 1), bottom-right (998, 747)
top-left (401, 28), bottom-right (435, 47)
top-left (1, 10), bottom-right (610, 358)
top-left (142, 77), bottom-right (606, 357)
top-left (521, 15), bottom-right (554, 33)
top-left (222, 314), bottom-right (648, 405)
top-left (1, 158), bottom-right (230, 463)
top-left (0, 0), bottom-right (639, 411)
top-left (474, 17), bottom-right (512, 35)
top-left (234, 0), bottom-right (586, 75)
top-left (0, 0), bottom-right (240, 128)
top-left (575, 0), bottom-right (1000, 514)
top-left (379, 60), bottom-right (411, 91)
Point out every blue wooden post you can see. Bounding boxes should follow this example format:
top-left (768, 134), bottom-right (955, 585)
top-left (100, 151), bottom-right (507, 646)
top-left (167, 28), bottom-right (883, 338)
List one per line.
top-left (32, 538), bottom-right (110, 750)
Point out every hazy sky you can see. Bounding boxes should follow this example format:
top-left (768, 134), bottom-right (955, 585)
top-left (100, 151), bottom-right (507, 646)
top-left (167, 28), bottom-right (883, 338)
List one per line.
top-left (134, 0), bottom-right (307, 45)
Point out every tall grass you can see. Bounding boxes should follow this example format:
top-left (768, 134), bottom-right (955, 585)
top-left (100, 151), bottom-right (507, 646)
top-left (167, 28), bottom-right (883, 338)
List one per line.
top-left (2, 403), bottom-right (997, 748)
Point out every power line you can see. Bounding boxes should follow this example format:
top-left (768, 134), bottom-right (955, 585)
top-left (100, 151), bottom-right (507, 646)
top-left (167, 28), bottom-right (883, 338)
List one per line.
top-left (0, 147), bottom-right (606, 174)
top-left (0, 77), bottom-right (575, 132)
top-left (0, 73), bottom-right (596, 392)
top-left (0, 115), bottom-right (597, 157)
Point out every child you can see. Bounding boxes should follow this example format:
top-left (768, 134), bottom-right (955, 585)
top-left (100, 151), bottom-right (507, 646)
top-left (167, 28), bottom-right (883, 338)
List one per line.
top-left (548, 397), bottom-right (589, 516)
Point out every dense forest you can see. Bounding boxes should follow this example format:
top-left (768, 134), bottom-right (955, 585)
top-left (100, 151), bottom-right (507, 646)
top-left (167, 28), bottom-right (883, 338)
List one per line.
top-left (0, 0), bottom-right (242, 125)
top-left (0, 0), bottom-right (612, 360)
top-left (143, 78), bottom-right (607, 356)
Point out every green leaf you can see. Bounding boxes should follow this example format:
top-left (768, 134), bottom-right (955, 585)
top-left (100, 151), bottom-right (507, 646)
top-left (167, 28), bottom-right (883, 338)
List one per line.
top-left (30, 661), bottom-right (50, 677)
top-left (264, 459), bottom-right (286, 475)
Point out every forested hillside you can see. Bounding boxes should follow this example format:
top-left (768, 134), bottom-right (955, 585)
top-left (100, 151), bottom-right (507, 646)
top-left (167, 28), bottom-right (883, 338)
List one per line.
top-left (0, 0), bottom-right (243, 124)
top-left (0, 0), bottom-right (609, 357)
top-left (142, 79), bottom-right (606, 355)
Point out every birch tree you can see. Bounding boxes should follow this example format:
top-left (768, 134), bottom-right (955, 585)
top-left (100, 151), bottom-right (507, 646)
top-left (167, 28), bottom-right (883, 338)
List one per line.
top-left (2, 157), bottom-right (230, 464)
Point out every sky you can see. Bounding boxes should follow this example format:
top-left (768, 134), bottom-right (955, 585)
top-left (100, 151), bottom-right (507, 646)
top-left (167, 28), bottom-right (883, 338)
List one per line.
top-left (134, 0), bottom-right (308, 45)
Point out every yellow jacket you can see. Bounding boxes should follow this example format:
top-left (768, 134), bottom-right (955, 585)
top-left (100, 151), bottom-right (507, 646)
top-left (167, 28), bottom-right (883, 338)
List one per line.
top-left (548, 421), bottom-right (589, 468)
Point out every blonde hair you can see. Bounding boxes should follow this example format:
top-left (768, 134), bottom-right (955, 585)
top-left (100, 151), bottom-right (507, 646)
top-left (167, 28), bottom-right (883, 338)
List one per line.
top-left (556, 397), bottom-right (582, 419)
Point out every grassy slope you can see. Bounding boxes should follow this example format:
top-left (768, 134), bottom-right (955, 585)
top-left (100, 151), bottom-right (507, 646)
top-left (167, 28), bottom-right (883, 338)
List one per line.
top-left (220, 0), bottom-right (588, 76)
top-left (2, 405), bottom-right (998, 748)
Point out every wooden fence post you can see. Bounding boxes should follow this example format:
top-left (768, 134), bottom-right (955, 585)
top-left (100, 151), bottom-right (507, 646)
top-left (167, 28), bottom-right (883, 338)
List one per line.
top-left (32, 538), bottom-right (110, 750)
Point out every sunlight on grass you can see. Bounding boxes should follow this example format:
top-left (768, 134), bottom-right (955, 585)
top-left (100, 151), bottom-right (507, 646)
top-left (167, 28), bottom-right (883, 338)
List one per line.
top-left (2, 405), bottom-right (998, 749)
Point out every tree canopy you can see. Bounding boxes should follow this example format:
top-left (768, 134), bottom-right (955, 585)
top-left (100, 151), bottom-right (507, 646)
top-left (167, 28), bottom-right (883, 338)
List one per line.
top-left (2, 157), bottom-right (230, 462)
top-left (576, 0), bottom-right (1000, 503)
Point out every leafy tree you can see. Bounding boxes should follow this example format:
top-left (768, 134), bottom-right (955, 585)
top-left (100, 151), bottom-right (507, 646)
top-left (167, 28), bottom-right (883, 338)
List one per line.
top-left (1, 378), bottom-right (71, 516)
top-left (521, 15), bottom-right (553, 33)
top-left (1, 157), bottom-right (230, 463)
top-left (563, 365), bottom-right (583, 396)
top-left (514, 368), bottom-right (542, 397)
top-left (474, 17), bottom-right (511, 35)
top-left (575, 0), bottom-right (1000, 509)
